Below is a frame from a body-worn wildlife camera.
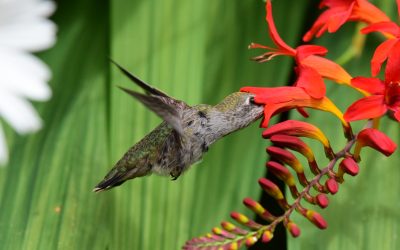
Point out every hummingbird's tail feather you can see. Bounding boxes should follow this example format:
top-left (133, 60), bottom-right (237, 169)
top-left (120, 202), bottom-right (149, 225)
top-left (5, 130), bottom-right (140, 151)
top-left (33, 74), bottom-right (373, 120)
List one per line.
top-left (109, 59), bottom-right (169, 97)
top-left (93, 171), bottom-right (126, 193)
top-left (118, 86), bottom-right (184, 135)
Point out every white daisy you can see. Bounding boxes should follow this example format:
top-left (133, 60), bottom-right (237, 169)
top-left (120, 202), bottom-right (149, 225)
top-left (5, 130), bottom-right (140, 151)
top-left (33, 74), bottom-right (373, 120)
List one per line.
top-left (0, 0), bottom-right (56, 165)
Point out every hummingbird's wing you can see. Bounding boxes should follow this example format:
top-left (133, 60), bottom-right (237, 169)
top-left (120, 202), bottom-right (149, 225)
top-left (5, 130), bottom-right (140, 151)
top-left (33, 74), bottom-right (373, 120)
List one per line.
top-left (110, 60), bottom-right (170, 98)
top-left (118, 87), bottom-right (184, 135)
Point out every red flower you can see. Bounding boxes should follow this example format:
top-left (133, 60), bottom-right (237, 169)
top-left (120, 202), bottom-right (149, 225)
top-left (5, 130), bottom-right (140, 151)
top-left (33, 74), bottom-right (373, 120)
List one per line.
top-left (361, 1), bottom-right (400, 76)
top-left (240, 86), bottom-right (348, 128)
top-left (344, 75), bottom-right (400, 122)
top-left (251, 0), bottom-right (352, 97)
top-left (304, 0), bottom-right (390, 42)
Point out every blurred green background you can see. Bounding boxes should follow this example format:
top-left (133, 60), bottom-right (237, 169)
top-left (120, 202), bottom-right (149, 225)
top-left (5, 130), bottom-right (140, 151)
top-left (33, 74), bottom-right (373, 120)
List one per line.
top-left (0, 0), bottom-right (399, 249)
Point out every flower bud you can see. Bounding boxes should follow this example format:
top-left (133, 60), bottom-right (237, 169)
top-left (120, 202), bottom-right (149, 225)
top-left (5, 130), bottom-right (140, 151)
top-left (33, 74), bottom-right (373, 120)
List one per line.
top-left (270, 134), bottom-right (315, 162)
top-left (325, 178), bottom-right (339, 194)
top-left (262, 230), bottom-right (274, 243)
top-left (266, 147), bottom-right (304, 174)
top-left (221, 221), bottom-right (248, 235)
top-left (266, 161), bottom-right (296, 186)
top-left (262, 120), bottom-right (331, 149)
top-left (230, 212), bottom-right (261, 230)
top-left (339, 157), bottom-right (359, 177)
top-left (316, 194), bottom-right (329, 208)
top-left (258, 178), bottom-right (284, 200)
top-left (245, 236), bottom-right (258, 247)
top-left (243, 197), bottom-right (275, 221)
top-left (286, 221), bottom-right (301, 237)
top-left (306, 210), bottom-right (328, 229)
top-left (354, 128), bottom-right (397, 160)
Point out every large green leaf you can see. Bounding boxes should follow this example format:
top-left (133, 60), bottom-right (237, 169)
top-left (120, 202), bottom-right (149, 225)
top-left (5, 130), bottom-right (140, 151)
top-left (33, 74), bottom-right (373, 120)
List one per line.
top-left (0, 0), bottom-right (398, 250)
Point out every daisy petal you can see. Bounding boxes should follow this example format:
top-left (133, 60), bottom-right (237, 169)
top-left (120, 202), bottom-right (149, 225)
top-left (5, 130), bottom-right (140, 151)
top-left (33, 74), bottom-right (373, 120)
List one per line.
top-left (0, 50), bottom-right (52, 101)
top-left (344, 95), bottom-right (387, 121)
top-left (370, 39), bottom-right (399, 77)
top-left (0, 47), bottom-right (51, 81)
top-left (0, 19), bottom-right (56, 51)
top-left (0, 92), bottom-right (42, 134)
top-left (350, 77), bottom-right (385, 94)
top-left (0, 123), bottom-right (8, 166)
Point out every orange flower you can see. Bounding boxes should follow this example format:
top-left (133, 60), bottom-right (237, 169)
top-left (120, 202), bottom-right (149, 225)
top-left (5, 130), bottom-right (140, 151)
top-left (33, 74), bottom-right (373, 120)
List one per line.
top-left (240, 86), bottom-right (347, 128)
top-left (251, 0), bottom-right (352, 94)
top-left (303, 0), bottom-right (390, 42)
top-left (361, 0), bottom-right (400, 76)
top-left (344, 76), bottom-right (400, 122)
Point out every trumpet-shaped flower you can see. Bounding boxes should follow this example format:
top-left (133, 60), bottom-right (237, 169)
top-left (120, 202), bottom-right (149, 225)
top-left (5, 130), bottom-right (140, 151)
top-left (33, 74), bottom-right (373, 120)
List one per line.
top-left (344, 66), bottom-right (400, 122)
top-left (361, 1), bottom-right (400, 76)
top-left (304, 0), bottom-right (390, 42)
top-left (0, 0), bottom-right (56, 165)
top-left (251, 0), bottom-right (352, 97)
top-left (240, 86), bottom-right (347, 128)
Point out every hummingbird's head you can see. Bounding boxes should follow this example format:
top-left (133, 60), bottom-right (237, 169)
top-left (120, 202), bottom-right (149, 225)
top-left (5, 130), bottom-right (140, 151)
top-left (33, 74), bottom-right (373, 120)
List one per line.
top-left (213, 92), bottom-right (264, 128)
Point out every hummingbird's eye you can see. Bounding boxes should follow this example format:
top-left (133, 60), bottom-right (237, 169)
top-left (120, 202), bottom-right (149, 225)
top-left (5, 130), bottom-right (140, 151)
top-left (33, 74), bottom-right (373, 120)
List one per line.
top-left (247, 96), bottom-right (255, 105)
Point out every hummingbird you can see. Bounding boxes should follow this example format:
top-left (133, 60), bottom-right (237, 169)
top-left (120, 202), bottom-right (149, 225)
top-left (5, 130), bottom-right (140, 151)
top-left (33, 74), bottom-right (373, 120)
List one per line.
top-left (93, 61), bottom-right (264, 192)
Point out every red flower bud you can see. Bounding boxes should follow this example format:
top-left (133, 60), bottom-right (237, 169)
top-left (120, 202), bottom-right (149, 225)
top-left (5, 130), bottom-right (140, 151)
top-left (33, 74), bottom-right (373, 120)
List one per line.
top-left (266, 147), bottom-right (304, 174)
top-left (306, 210), bottom-right (328, 229)
top-left (221, 221), bottom-right (247, 235)
top-left (354, 128), bottom-right (397, 159)
top-left (245, 236), bottom-right (258, 247)
top-left (316, 194), bottom-right (329, 208)
top-left (270, 134), bottom-right (315, 162)
top-left (230, 212), bottom-right (261, 230)
top-left (325, 178), bottom-right (339, 194)
top-left (339, 157), bottom-right (359, 176)
top-left (266, 161), bottom-right (295, 185)
top-left (262, 230), bottom-right (274, 243)
top-left (286, 221), bottom-right (301, 237)
top-left (243, 197), bottom-right (275, 221)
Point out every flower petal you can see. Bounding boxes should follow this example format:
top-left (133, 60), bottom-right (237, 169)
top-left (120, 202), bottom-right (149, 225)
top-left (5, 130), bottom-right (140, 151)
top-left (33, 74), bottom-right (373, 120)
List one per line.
top-left (295, 66), bottom-right (326, 99)
top-left (361, 21), bottom-right (400, 37)
top-left (265, 0), bottom-right (295, 54)
top-left (344, 95), bottom-right (387, 121)
top-left (394, 109), bottom-right (400, 121)
top-left (352, 0), bottom-right (391, 23)
top-left (0, 123), bottom-right (8, 166)
top-left (241, 86), bottom-right (348, 127)
top-left (350, 76), bottom-right (385, 94)
top-left (303, 3), bottom-right (354, 42)
top-left (0, 19), bottom-right (56, 51)
top-left (369, 38), bottom-right (399, 76)
top-left (296, 45), bottom-right (328, 62)
top-left (0, 49), bottom-right (52, 101)
top-left (302, 55), bottom-right (352, 84)
top-left (0, 92), bottom-right (42, 134)
top-left (385, 40), bottom-right (400, 83)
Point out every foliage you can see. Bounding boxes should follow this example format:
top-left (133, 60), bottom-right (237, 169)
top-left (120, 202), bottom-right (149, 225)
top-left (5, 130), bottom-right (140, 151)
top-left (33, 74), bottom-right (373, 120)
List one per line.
top-left (0, 1), bottom-right (398, 250)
